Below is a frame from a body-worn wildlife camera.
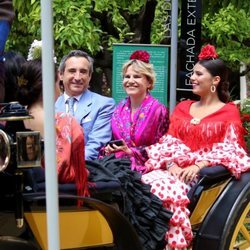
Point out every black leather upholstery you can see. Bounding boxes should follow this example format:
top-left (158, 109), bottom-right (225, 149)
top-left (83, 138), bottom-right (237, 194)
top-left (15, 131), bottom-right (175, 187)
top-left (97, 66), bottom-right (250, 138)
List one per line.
top-left (0, 236), bottom-right (37, 250)
top-left (187, 165), bottom-right (231, 212)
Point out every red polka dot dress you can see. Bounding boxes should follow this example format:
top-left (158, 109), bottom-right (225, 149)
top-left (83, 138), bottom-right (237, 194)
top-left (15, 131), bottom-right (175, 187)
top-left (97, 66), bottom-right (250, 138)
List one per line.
top-left (142, 100), bottom-right (250, 249)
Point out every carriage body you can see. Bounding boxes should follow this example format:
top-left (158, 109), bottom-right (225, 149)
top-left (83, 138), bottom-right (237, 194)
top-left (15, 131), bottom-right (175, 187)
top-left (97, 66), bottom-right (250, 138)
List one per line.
top-left (0, 103), bottom-right (249, 250)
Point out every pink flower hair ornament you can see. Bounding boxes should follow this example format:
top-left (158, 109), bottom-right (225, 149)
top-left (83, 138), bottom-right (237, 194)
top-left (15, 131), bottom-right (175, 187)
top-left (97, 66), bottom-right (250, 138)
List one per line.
top-left (198, 44), bottom-right (219, 61)
top-left (129, 50), bottom-right (150, 63)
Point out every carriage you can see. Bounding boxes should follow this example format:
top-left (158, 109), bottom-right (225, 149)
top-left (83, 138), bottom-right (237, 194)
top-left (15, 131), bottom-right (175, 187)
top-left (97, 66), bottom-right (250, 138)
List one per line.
top-left (0, 102), bottom-right (249, 250)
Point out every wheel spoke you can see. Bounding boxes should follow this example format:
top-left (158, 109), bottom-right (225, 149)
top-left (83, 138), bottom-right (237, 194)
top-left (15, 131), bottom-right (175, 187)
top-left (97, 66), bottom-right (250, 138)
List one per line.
top-left (231, 203), bottom-right (250, 250)
top-left (240, 224), bottom-right (250, 244)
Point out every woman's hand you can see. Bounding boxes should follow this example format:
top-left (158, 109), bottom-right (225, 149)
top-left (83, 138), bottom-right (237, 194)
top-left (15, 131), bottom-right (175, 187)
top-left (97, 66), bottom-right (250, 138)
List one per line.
top-left (178, 165), bottom-right (200, 183)
top-left (104, 140), bottom-right (133, 155)
top-left (168, 164), bottom-right (183, 178)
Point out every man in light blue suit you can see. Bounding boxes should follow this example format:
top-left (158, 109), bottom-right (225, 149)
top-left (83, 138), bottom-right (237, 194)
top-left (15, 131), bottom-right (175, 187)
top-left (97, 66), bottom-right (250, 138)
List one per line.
top-left (55, 50), bottom-right (115, 160)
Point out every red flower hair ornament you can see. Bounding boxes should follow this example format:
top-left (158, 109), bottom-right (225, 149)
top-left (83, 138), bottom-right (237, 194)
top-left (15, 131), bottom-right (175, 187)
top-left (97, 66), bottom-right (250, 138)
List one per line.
top-left (129, 50), bottom-right (150, 63)
top-left (198, 44), bottom-right (219, 61)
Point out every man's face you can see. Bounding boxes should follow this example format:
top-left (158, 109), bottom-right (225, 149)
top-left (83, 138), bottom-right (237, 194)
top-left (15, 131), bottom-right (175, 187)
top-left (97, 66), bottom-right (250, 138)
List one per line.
top-left (60, 56), bottom-right (92, 96)
top-left (26, 136), bottom-right (36, 161)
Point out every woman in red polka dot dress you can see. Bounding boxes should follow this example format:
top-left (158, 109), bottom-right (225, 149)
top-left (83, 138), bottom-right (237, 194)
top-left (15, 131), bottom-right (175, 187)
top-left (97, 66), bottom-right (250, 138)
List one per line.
top-left (142, 44), bottom-right (250, 249)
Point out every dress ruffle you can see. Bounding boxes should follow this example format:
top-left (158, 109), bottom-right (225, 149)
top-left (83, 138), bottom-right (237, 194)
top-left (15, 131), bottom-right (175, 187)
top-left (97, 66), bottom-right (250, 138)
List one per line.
top-left (142, 170), bottom-right (194, 249)
top-left (87, 155), bottom-right (172, 250)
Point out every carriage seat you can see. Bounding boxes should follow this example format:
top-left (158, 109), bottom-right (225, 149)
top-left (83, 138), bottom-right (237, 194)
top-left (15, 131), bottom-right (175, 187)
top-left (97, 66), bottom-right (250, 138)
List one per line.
top-left (23, 167), bottom-right (121, 202)
top-left (187, 165), bottom-right (231, 212)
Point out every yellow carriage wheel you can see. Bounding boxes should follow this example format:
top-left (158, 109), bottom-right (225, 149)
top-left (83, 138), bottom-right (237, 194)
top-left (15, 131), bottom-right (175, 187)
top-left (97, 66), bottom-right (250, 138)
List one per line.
top-left (229, 202), bottom-right (250, 250)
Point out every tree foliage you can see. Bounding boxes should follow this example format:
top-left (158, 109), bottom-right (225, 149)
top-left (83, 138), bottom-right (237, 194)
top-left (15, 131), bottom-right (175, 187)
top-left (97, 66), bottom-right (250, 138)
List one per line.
top-left (6, 0), bottom-right (250, 93)
top-left (202, 3), bottom-right (250, 68)
top-left (202, 0), bottom-right (250, 16)
top-left (9, 0), bottom-right (169, 59)
top-left (8, 0), bottom-right (171, 93)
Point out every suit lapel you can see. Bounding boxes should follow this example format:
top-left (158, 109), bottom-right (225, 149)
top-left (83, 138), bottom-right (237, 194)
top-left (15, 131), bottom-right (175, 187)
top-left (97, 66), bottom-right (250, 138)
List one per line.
top-left (75, 90), bottom-right (92, 121)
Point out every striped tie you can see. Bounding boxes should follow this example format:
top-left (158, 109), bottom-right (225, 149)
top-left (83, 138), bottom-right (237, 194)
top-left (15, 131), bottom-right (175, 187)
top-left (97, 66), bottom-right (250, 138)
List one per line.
top-left (67, 97), bottom-right (76, 116)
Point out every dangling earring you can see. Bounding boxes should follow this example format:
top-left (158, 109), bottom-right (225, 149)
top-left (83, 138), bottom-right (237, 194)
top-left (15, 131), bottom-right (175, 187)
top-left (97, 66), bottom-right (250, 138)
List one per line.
top-left (210, 84), bottom-right (216, 93)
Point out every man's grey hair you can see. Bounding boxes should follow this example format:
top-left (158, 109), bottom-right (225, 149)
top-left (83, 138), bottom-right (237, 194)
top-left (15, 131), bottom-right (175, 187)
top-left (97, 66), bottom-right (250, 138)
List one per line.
top-left (58, 50), bottom-right (94, 75)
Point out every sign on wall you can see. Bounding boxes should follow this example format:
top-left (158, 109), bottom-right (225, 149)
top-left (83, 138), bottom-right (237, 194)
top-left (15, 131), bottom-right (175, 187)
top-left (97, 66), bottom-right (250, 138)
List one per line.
top-left (178, 0), bottom-right (202, 91)
top-left (112, 43), bottom-right (170, 106)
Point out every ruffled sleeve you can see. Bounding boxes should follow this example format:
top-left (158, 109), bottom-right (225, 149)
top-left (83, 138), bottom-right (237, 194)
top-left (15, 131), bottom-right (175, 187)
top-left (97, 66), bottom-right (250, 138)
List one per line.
top-left (145, 123), bottom-right (250, 178)
top-left (196, 124), bottom-right (250, 179)
top-left (144, 100), bottom-right (250, 177)
top-left (145, 134), bottom-right (196, 172)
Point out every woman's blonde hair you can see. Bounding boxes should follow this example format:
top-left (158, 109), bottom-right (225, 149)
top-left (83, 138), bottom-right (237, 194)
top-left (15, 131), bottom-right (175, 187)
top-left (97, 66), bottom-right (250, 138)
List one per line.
top-left (122, 59), bottom-right (156, 90)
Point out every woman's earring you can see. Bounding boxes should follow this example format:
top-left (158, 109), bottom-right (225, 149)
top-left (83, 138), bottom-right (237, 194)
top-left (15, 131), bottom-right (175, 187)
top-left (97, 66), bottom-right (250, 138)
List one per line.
top-left (210, 84), bottom-right (216, 93)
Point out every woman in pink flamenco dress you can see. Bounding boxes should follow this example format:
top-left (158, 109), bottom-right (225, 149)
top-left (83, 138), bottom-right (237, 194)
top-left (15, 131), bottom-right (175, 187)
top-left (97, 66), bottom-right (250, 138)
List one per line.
top-left (100, 50), bottom-right (171, 249)
top-left (102, 50), bottom-right (169, 172)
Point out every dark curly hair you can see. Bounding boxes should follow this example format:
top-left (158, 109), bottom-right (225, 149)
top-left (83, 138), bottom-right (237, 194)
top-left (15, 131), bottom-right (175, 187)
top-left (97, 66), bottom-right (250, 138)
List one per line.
top-left (17, 59), bottom-right (59, 107)
top-left (4, 51), bottom-right (26, 102)
top-left (198, 59), bottom-right (230, 103)
top-left (17, 59), bottom-right (43, 107)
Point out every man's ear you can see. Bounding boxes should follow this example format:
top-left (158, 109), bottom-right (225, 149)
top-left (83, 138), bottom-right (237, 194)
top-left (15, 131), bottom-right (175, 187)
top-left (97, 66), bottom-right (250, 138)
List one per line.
top-left (88, 73), bottom-right (92, 83)
top-left (58, 71), bottom-right (63, 81)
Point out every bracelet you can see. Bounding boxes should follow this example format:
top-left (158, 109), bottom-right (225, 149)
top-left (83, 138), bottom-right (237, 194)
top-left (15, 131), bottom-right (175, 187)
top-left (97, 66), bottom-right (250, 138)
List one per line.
top-left (194, 163), bottom-right (201, 170)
